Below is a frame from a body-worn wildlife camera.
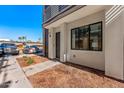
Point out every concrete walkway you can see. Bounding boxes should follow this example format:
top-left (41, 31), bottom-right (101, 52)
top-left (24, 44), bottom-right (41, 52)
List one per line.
top-left (23, 60), bottom-right (61, 76)
top-left (0, 55), bottom-right (32, 88)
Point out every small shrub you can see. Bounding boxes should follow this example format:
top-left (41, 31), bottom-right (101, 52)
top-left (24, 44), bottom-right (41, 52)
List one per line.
top-left (23, 56), bottom-right (28, 61)
top-left (27, 57), bottom-right (34, 65)
top-left (23, 56), bottom-right (27, 59)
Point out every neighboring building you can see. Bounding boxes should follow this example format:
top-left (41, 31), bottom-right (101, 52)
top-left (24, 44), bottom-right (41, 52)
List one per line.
top-left (0, 39), bottom-right (43, 49)
top-left (0, 39), bottom-right (11, 42)
top-left (43, 5), bottom-right (124, 80)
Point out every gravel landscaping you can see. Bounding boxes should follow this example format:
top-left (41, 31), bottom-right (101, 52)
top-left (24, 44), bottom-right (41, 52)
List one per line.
top-left (17, 55), bottom-right (49, 68)
top-left (28, 62), bottom-right (124, 88)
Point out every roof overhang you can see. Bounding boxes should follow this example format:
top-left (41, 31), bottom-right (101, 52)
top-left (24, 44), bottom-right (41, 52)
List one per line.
top-left (44, 5), bottom-right (106, 29)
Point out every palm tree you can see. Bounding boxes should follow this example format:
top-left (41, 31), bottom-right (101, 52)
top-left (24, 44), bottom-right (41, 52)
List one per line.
top-left (22, 36), bottom-right (26, 42)
top-left (21, 36), bottom-right (24, 42)
top-left (38, 38), bottom-right (41, 43)
top-left (18, 37), bottom-right (22, 42)
top-left (24, 36), bottom-right (27, 42)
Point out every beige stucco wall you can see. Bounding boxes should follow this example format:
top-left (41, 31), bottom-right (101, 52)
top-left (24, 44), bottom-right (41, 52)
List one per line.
top-left (48, 28), bottom-right (54, 59)
top-left (105, 5), bottom-right (124, 80)
top-left (48, 5), bottom-right (124, 80)
top-left (48, 24), bottom-right (67, 62)
top-left (66, 11), bottom-right (105, 71)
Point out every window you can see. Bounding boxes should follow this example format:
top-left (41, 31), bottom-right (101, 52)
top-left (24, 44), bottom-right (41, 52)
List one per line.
top-left (71, 25), bottom-right (89, 50)
top-left (71, 22), bottom-right (102, 51)
top-left (72, 28), bottom-right (79, 49)
top-left (79, 26), bottom-right (89, 50)
top-left (90, 22), bottom-right (102, 51)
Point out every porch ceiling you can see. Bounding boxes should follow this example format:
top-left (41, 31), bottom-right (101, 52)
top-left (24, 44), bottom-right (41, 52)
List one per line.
top-left (45, 5), bottom-right (106, 29)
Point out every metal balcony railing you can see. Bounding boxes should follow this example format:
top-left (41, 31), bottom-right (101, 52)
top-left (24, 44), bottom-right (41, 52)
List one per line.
top-left (43, 5), bottom-right (70, 23)
top-left (58, 5), bottom-right (68, 12)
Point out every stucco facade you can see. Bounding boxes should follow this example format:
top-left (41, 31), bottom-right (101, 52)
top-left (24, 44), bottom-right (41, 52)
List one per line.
top-left (43, 5), bottom-right (124, 80)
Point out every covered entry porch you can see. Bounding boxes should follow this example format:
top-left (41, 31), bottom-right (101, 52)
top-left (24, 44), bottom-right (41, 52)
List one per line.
top-left (44, 5), bottom-right (124, 80)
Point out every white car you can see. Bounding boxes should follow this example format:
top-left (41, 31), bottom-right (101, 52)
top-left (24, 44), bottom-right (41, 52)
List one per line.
top-left (1, 43), bottom-right (19, 55)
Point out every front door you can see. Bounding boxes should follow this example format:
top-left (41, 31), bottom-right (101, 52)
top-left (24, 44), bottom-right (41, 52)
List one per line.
top-left (56, 32), bottom-right (60, 59)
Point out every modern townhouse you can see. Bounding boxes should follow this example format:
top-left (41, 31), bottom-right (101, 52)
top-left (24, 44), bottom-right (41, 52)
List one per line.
top-left (43, 5), bottom-right (124, 80)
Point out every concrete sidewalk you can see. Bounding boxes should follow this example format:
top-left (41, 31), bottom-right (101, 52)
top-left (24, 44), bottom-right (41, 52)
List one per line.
top-left (23, 60), bottom-right (61, 76)
top-left (0, 55), bottom-right (32, 88)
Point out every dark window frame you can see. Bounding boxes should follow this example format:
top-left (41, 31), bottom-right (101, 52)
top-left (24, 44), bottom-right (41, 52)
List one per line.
top-left (71, 21), bottom-right (102, 51)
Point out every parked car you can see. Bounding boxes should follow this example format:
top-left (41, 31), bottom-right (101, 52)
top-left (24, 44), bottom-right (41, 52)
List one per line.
top-left (0, 44), bottom-right (3, 56)
top-left (1, 43), bottom-right (19, 55)
top-left (23, 45), bottom-right (42, 54)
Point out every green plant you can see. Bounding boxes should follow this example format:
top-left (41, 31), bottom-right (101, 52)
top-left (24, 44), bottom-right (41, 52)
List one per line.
top-left (23, 56), bottom-right (28, 61)
top-left (27, 57), bottom-right (34, 65)
top-left (23, 56), bottom-right (27, 59)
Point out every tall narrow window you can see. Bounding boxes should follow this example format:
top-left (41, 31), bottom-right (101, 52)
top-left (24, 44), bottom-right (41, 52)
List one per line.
top-left (79, 26), bottom-right (89, 50)
top-left (71, 28), bottom-right (79, 49)
top-left (90, 22), bottom-right (102, 51)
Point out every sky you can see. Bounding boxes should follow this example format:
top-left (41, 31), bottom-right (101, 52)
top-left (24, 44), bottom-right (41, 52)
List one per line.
top-left (0, 5), bottom-right (43, 42)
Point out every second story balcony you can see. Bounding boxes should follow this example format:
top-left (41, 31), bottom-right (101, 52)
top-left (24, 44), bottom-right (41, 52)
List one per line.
top-left (43, 5), bottom-right (70, 23)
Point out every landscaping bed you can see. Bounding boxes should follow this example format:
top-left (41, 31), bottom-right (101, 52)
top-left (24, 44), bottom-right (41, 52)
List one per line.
top-left (28, 63), bottom-right (124, 88)
top-left (17, 55), bottom-right (49, 68)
